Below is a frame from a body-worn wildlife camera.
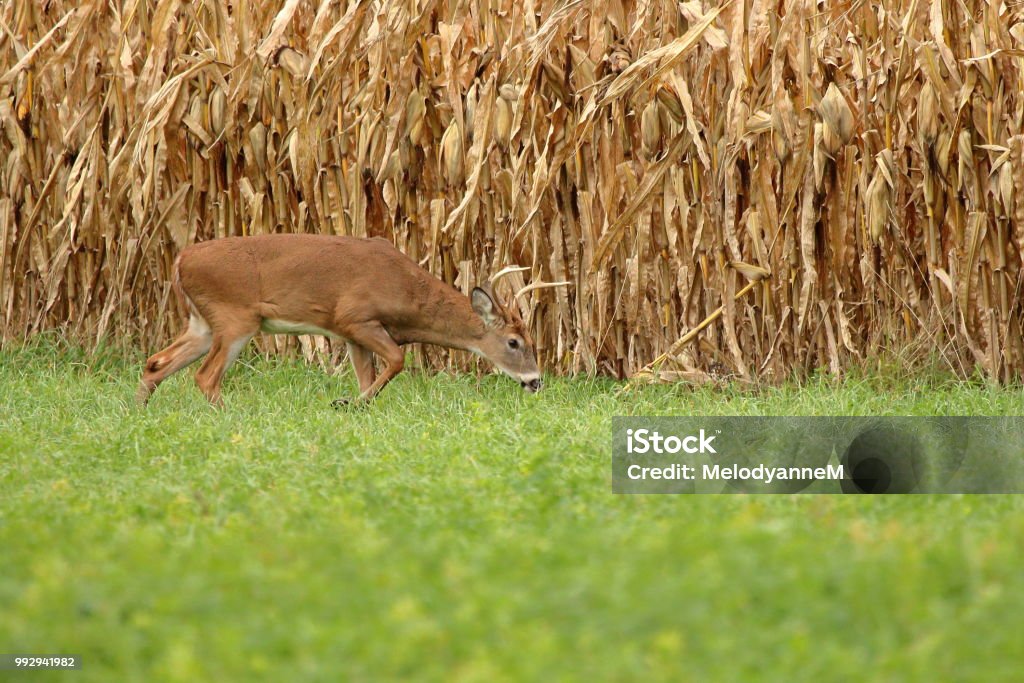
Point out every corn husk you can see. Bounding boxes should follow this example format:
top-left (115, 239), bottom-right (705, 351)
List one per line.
top-left (1, 0), bottom-right (1020, 383)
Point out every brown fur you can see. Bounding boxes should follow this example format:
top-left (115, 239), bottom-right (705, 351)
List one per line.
top-left (137, 235), bottom-right (541, 406)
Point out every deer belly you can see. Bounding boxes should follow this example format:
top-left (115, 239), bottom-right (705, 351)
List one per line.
top-left (260, 318), bottom-right (340, 338)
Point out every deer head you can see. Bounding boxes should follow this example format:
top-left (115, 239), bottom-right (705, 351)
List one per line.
top-left (470, 285), bottom-right (542, 392)
top-left (466, 265), bottom-right (568, 392)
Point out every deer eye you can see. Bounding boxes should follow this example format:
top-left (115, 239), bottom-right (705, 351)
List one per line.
top-left (507, 338), bottom-right (520, 350)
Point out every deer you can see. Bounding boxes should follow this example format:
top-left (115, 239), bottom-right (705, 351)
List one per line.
top-left (136, 234), bottom-right (566, 407)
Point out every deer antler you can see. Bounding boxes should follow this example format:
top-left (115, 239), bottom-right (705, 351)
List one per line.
top-left (488, 265), bottom-right (530, 287)
top-left (487, 266), bottom-right (569, 301)
top-left (515, 281), bottom-right (570, 301)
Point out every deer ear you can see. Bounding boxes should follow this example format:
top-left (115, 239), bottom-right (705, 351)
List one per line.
top-left (471, 287), bottom-right (502, 327)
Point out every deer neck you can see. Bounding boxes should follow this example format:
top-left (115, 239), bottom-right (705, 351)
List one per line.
top-left (404, 283), bottom-right (487, 351)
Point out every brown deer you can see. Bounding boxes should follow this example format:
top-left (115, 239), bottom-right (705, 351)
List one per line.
top-left (137, 234), bottom-right (564, 407)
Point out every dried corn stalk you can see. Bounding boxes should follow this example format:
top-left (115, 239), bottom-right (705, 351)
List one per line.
top-left (1, 0), bottom-right (1022, 382)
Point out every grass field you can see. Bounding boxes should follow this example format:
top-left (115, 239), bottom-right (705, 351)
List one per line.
top-left (1, 341), bottom-right (1023, 681)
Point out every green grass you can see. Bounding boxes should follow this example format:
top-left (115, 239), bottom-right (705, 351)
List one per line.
top-left (1, 341), bottom-right (1023, 682)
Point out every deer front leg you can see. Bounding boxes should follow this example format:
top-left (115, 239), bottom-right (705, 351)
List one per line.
top-left (332, 322), bottom-right (404, 406)
top-left (331, 342), bottom-right (377, 408)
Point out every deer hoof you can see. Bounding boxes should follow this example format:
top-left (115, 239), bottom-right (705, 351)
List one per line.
top-left (135, 383), bottom-right (153, 406)
top-left (332, 397), bottom-right (370, 410)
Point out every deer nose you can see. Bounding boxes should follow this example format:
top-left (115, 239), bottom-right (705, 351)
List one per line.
top-left (521, 378), bottom-right (542, 392)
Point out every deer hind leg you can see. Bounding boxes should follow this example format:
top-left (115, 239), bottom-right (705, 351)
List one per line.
top-left (194, 329), bottom-right (254, 406)
top-left (137, 313), bottom-right (213, 405)
top-left (331, 342), bottom-right (377, 408)
top-left (335, 322), bottom-right (403, 404)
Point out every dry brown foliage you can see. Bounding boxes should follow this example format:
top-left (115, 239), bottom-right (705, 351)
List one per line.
top-left (2, 0), bottom-right (1023, 381)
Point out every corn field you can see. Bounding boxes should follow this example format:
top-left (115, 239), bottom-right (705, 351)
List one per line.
top-left (2, 0), bottom-right (1023, 381)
